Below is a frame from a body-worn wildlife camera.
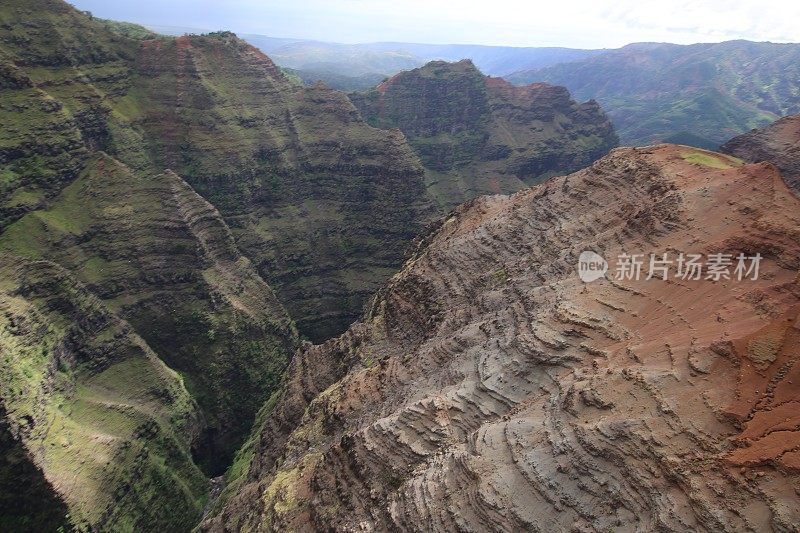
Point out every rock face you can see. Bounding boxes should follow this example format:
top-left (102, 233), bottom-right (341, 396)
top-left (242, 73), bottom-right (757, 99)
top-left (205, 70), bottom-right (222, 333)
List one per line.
top-left (721, 114), bottom-right (800, 194)
top-left (130, 31), bottom-right (430, 343)
top-left (351, 60), bottom-right (618, 210)
top-left (205, 145), bottom-right (800, 531)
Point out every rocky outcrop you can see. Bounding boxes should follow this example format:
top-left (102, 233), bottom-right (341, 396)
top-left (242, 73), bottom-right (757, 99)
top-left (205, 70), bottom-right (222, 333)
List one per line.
top-left (205, 145), bottom-right (800, 531)
top-left (351, 59), bottom-right (618, 209)
top-left (721, 114), bottom-right (800, 194)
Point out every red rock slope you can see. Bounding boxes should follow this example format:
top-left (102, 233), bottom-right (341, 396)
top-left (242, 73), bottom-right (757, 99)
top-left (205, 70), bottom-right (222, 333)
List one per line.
top-left (205, 145), bottom-right (800, 531)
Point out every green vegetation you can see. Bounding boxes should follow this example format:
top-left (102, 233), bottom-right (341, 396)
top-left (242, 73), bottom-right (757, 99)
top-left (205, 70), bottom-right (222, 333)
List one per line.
top-left (0, 256), bottom-right (208, 530)
top-left (205, 387), bottom-right (284, 517)
top-left (507, 41), bottom-right (800, 145)
top-left (681, 151), bottom-right (742, 170)
top-left (1, 153), bottom-right (299, 476)
top-left (0, 1), bottom-right (300, 528)
top-left (98, 18), bottom-right (157, 40)
top-left (489, 268), bottom-right (509, 287)
top-left (0, 404), bottom-right (72, 532)
top-left (292, 67), bottom-right (386, 92)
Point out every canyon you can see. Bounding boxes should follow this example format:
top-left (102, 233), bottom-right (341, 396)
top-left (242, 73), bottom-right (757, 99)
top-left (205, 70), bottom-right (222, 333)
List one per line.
top-left (2, 1), bottom-right (799, 531)
top-left (0, 0), bottom-right (623, 529)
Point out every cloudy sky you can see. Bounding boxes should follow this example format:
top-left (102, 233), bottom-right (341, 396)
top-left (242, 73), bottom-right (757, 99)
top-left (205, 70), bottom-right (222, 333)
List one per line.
top-left (69, 0), bottom-right (800, 48)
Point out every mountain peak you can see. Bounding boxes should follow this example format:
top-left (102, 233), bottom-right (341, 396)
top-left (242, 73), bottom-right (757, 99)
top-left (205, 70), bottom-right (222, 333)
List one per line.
top-left (352, 59), bottom-right (617, 207)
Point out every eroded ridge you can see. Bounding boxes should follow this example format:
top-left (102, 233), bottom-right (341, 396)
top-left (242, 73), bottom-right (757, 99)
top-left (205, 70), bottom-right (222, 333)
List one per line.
top-left (206, 145), bottom-right (800, 532)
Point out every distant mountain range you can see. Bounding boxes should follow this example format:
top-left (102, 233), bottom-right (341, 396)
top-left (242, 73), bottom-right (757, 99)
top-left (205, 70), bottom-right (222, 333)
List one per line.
top-left (146, 25), bottom-right (603, 83)
top-left (251, 39), bottom-right (602, 77)
top-left (507, 40), bottom-right (800, 146)
top-left (147, 27), bottom-right (800, 148)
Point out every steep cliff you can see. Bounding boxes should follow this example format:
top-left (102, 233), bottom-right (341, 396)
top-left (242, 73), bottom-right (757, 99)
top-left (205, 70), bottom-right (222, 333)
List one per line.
top-left (0, 255), bottom-right (208, 530)
top-left (206, 145), bottom-right (800, 531)
top-left (1, 153), bottom-right (298, 473)
top-left (1, 1), bottom-right (300, 528)
top-left (130, 31), bottom-right (430, 342)
top-left (351, 60), bottom-right (618, 209)
top-left (721, 114), bottom-right (800, 195)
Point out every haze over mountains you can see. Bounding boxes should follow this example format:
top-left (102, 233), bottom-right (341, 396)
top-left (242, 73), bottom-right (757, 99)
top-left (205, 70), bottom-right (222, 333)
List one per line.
top-left (147, 26), bottom-right (605, 91)
top-left (2, 1), bottom-right (800, 531)
top-left (236, 37), bottom-right (603, 79)
top-left (148, 24), bottom-right (800, 148)
top-left (509, 40), bottom-right (800, 146)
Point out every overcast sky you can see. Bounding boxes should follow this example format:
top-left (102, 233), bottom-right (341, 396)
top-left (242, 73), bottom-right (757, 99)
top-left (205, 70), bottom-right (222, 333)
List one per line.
top-left (68, 0), bottom-right (800, 48)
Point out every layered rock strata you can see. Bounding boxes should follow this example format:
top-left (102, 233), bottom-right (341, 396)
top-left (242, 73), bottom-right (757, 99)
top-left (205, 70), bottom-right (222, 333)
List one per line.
top-left (207, 145), bottom-right (800, 531)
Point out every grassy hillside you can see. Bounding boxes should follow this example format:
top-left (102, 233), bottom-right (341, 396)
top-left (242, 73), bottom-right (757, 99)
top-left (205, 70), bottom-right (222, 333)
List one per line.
top-left (0, 255), bottom-right (208, 530)
top-left (0, 153), bottom-right (298, 474)
top-left (506, 40), bottom-right (800, 145)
